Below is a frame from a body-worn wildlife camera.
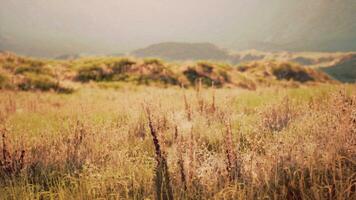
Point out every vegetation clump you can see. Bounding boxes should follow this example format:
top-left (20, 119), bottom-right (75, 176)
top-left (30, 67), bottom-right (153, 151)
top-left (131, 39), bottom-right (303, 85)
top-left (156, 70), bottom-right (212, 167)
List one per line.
top-left (17, 73), bottom-right (58, 91)
top-left (182, 62), bottom-right (232, 87)
top-left (0, 85), bottom-right (355, 199)
top-left (0, 53), bottom-right (73, 92)
top-left (110, 58), bottom-right (136, 74)
top-left (238, 60), bottom-right (335, 87)
top-left (0, 52), bottom-right (340, 92)
top-left (76, 65), bottom-right (109, 82)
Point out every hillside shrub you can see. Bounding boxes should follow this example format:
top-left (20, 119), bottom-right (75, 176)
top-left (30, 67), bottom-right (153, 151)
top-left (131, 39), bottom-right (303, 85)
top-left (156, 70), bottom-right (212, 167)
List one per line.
top-left (111, 59), bottom-right (136, 73)
top-left (14, 65), bottom-right (52, 75)
top-left (272, 63), bottom-right (314, 82)
top-left (76, 66), bottom-right (108, 82)
top-left (18, 73), bottom-right (59, 91)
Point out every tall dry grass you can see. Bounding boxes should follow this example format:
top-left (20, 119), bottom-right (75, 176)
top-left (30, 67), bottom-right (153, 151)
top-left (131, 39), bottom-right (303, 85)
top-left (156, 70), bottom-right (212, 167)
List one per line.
top-left (0, 85), bottom-right (355, 199)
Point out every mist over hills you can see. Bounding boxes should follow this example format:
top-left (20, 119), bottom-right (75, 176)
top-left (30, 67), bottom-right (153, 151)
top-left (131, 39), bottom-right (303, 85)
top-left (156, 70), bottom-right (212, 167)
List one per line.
top-left (0, 0), bottom-right (355, 57)
top-left (237, 0), bottom-right (356, 52)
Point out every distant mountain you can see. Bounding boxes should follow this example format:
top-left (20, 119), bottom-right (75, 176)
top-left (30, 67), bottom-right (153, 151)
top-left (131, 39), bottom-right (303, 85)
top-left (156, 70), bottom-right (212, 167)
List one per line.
top-left (321, 54), bottom-right (356, 83)
top-left (132, 42), bottom-right (230, 61)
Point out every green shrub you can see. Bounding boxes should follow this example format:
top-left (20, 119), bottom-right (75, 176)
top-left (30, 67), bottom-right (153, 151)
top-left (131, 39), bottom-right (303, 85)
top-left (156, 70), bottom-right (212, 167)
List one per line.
top-left (15, 65), bottom-right (52, 75)
top-left (18, 73), bottom-right (58, 91)
top-left (183, 68), bottom-right (215, 86)
top-left (272, 63), bottom-right (314, 83)
top-left (111, 59), bottom-right (136, 73)
top-left (76, 66), bottom-right (108, 82)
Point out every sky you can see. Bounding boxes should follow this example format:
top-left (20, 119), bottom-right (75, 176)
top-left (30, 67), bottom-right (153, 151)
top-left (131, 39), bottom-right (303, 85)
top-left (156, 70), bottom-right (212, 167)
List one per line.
top-left (0, 0), bottom-right (355, 57)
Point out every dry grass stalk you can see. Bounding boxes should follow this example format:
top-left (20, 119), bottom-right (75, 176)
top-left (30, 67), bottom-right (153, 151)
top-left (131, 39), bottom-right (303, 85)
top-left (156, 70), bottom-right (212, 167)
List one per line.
top-left (196, 79), bottom-right (205, 113)
top-left (0, 85), bottom-right (355, 199)
top-left (0, 94), bottom-right (16, 123)
top-left (177, 133), bottom-right (187, 192)
top-left (65, 120), bottom-right (87, 171)
top-left (0, 128), bottom-right (25, 177)
top-left (210, 86), bottom-right (216, 113)
top-left (5, 94), bottom-right (16, 115)
top-left (187, 126), bottom-right (197, 189)
top-left (224, 119), bottom-right (239, 181)
top-left (146, 107), bottom-right (174, 200)
top-left (183, 92), bottom-right (192, 121)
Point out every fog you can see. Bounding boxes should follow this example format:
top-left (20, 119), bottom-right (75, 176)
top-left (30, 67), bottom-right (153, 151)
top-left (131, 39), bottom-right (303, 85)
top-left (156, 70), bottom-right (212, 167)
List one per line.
top-left (0, 0), bottom-right (355, 57)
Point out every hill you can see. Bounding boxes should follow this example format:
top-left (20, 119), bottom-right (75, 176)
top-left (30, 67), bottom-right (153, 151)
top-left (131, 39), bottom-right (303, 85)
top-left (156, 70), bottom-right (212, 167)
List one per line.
top-left (0, 52), bottom-right (337, 92)
top-left (321, 54), bottom-right (356, 83)
top-left (132, 42), bottom-right (230, 61)
top-left (130, 43), bottom-right (356, 83)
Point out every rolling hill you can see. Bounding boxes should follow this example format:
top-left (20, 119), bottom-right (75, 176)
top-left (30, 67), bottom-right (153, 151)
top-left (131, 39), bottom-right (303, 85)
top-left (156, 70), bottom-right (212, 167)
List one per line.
top-left (132, 42), bottom-right (230, 61)
top-left (0, 52), bottom-right (337, 92)
top-left (321, 54), bottom-right (356, 83)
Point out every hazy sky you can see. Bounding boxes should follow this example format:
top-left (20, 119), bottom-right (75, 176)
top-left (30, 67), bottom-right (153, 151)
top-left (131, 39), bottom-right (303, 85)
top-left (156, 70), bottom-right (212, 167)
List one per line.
top-left (0, 0), bottom-right (355, 57)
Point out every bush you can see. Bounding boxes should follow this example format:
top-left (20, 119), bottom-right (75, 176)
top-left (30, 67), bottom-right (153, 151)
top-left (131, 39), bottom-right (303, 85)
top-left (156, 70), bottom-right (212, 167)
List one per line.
top-left (182, 64), bottom-right (228, 87)
top-left (76, 66), bottom-right (108, 82)
top-left (111, 59), bottom-right (136, 73)
top-left (14, 65), bottom-right (52, 75)
top-left (183, 68), bottom-right (215, 86)
top-left (272, 63), bottom-right (314, 83)
top-left (18, 73), bottom-right (59, 91)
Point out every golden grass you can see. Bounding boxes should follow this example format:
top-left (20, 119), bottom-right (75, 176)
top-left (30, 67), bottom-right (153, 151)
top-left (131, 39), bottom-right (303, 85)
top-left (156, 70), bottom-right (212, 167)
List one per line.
top-left (0, 84), bottom-right (355, 199)
top-left (0, 52), bottom-right (337, 93)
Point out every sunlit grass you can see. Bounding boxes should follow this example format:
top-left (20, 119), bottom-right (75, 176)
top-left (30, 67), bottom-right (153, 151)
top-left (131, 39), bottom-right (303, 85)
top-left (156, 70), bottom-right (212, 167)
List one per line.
top-left (0, 84), bottom-right (355, 199)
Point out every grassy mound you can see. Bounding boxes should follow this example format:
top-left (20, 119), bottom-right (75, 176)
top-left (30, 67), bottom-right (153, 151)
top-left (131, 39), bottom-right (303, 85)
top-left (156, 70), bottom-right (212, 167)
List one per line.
top-left (0, 52), bottom-right (339, 91)
top-left (182, 62), bottom-right (231, 87)
top-left (74, 57), bottom-right (179, 86)
top-left (0, 52), bottom-right (73, 92)
top-left (237, 60), bottom-right (335, 87)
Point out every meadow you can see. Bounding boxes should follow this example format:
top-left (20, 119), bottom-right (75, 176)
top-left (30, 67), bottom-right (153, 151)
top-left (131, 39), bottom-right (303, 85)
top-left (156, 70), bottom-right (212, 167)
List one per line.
top-left (0, 52), bottom-right (355, 199)
top-left (0, 83), bottom-right (355, 200)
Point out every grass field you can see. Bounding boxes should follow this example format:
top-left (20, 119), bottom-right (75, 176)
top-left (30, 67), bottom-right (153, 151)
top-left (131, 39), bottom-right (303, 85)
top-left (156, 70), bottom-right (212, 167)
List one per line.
top-left (0, 83), bottom-right (355, 199)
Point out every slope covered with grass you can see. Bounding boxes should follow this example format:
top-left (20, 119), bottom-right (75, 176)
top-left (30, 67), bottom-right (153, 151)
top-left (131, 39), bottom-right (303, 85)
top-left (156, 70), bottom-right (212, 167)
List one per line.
top-left (321, 54), bottom-right (356, 83)
top-left (0, 52), bottom-right (337, 92)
